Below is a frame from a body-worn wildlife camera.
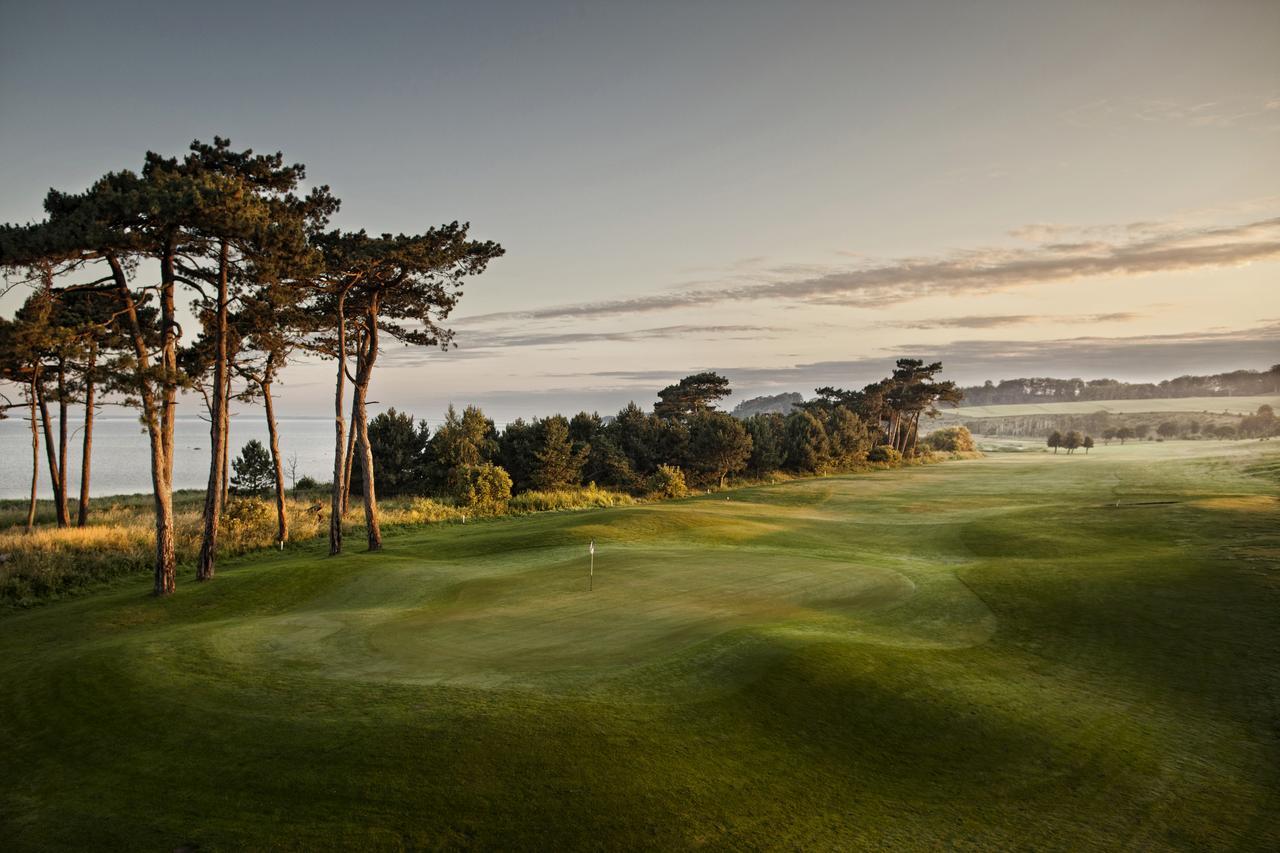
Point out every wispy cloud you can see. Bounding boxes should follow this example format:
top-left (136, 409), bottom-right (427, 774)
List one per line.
top-left (378, 324), bottom-right (780, 367)
top-left (1063, 95), bottom-right (1280, 130)
top-left (453, 324), bottom-right (777, 350)
top-left (459, 215), bottom-right (1280, 323)
top-left (892, 312), bottom-right (1142, 330)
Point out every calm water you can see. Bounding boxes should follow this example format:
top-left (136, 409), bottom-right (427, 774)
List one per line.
top-left (0, 414), bottom-right (337, 500)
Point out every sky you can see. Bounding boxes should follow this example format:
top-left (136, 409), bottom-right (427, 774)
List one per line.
top-left (1, 0), bottom-right (1277, 424)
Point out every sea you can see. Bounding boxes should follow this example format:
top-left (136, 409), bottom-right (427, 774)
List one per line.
top-left (0, 414), bottom-right (337, 500)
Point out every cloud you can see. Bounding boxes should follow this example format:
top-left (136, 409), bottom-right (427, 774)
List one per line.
top-left (1008, 223), bottom-right (1068, 242)
top-left (1063, 95), bottom-right (1280, 129)
top-left (453, 323), bottom-right (777, 350)
top-left (892, 312), bottom-right (1142, 330)
top-left (376, 323), bottom-right (780, 368)
top-left (457, 215), bottom-right (1280, 323)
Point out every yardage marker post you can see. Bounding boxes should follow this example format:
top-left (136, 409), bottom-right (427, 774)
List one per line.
top-left (589, 538), bottom-right (595, 592)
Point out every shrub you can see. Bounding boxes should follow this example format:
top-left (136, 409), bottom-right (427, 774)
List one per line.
top-left (647, 464), bottom-right (689, 499)
top-left (868, 445), bottom-right (903, 464)
top-left (295, 475), bottom-right (319, 491)
top-left (453, 463), bottom-right (513, 516)
top-left (924, 426), bottom-right (976, 453)
top-left (219, 496), bottom-right (277, 553)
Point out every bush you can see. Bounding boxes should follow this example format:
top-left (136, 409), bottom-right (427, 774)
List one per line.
top-left (647, 464), bottom-right (689, 499)
top-left (219, 497), bottom-right (277, 552)
top-left (295, 475), bottom-right (319, 491)
top-left (924, 426), bottom-right (976, 453)
top-left (868, 445), bottom-right (903, 464)
top-left (453, 463), bottom-right (513, 516)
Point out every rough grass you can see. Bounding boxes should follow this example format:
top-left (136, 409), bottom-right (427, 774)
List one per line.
top-left (509, 483), bottom-right (639, 513)
top-left (1, 442), bottom-right (1278, 850)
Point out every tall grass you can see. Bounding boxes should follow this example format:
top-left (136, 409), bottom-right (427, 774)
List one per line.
top-left (510, 484), bottom-right (638, 513)
top-left (0, 496), bottom-right (327, 605)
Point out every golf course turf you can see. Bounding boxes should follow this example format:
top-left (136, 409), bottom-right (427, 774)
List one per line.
top-left (2, 442), bottom-right (1278, 850)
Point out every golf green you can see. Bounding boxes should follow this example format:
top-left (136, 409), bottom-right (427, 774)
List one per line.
top-left (2, 441), bottom-right (1278, 850)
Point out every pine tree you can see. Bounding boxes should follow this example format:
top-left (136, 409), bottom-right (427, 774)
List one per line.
top-left (230, 440), bottom-right (275, 494)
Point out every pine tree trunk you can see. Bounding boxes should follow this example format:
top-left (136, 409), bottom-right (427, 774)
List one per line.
top-left (329, 288), bottom-right (349, 556)
top-left (157, 254), bottom-right (179, 595)
top-left (219, 356), bottom-right (232, 507)
top-left (36, 377), bottom-right (68, 527)
top-left (221, 384), bottom-right (231, 507)
top-left (342, 392), bottom-right (358, 514)
top-left (160, 250), bottom-right (178, 492)
top-left (56, 358), bottom-right (70, 524)
top-left (262, 377), bottom-right (288, 545)
top-left (27, 375), bottom-right (39, 534)
top-left (354, 381), bottom-right (381, 551)
top-left (355, 305), bottom-right (382, 551)
top-left (77, 342), bottom-right (97, 527)
top-left (112, 255), bottom-right (177, 595)
top-left (197, 240), bottom-right (231, 582)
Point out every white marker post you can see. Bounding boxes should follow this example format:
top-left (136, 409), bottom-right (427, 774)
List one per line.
top-left (589, 538), bottom-right (595, 592)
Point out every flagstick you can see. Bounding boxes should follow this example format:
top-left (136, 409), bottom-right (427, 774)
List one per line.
top-left (590, 550), bottom-right (594, 591)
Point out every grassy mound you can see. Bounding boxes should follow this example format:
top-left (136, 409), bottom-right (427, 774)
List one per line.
top-left (1, 442), bottom-right (1278, 849)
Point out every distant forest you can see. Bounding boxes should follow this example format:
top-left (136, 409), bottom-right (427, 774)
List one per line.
top-left (955, 365), bottom-right (1280, 407)
top-left (729, 366), bottom-right (1280, 418)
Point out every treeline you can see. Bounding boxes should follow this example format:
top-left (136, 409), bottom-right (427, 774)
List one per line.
top-left (959, 366), bottom-right (1280, 407)
top-left (960, 405), bottom-right (1278, 441)
top-left (325, 362), bottom-right (965, 505)
top-left (1041, 408), bottom-right (1278, 455)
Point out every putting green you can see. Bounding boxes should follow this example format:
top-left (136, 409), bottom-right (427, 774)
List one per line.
top-left (196, 499), bottom-right (993, 692)
top-left (2, 440), bottom-right (1278, 851)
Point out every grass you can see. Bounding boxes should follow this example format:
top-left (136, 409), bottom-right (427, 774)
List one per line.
top-left (1, 441), bottom-right (1278, 849)
top-left (938, 393), bottom-right (1280, 419)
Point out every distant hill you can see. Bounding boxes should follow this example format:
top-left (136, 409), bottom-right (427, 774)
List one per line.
top-left (731, 392), bottom-right (804, 418)
top-left (958, 365), bottom-right (1279, 407)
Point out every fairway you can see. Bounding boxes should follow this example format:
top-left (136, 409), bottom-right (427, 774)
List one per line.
top-left (3, 442), bottom-right (1279, 850)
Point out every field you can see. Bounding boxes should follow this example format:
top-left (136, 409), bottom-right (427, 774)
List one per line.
top-left (2, 442), bottom-right (1278, 850)
top-left (937, 394), bottom-right (1280, 420)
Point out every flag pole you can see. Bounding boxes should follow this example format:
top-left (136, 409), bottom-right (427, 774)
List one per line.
top-left (589, 539), bottom-right (595, 592)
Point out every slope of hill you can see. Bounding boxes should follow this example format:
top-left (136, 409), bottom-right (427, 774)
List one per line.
top-left (2, 442), bottom-right (1278, 850)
